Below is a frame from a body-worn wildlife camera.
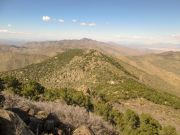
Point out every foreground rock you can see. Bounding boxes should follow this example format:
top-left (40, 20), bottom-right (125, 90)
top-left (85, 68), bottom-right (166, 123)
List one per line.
top-left (73, 125), bottom-right (94, 135)
top-left (0, 109), bottom-right (34, 135)
top-left (0, 94), bottom-right (5, 108)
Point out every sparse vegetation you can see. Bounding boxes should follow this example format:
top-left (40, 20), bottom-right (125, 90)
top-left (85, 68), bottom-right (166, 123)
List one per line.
top-left (21, 80), bottom-right (44, 100)
top-left (160, 125), bottom-right (178, 135)
top-left (139, 113), bottom-right (161, 135)
top-left (1, 75), bottom-right (179, 134)
top-left (1, 49), bottom-right (180, 135)
top-left (42, 88), bottom-right (94, 111)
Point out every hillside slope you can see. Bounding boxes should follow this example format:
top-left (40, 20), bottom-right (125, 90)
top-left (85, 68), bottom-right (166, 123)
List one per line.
top-left (0, 39), bottom-right (152, 72)
top-left (1, 49), bottom-right (180, 108)
top-left (1, 49), bottom-right (180, 134)
top-left (118, 51), bottom-right (180, 96)
top-left (0, 52), bottom-right (48, 72)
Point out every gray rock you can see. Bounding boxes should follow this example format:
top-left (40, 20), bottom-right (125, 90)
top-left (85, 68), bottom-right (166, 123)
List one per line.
top-left (0, 109), bottom-right (34, 135)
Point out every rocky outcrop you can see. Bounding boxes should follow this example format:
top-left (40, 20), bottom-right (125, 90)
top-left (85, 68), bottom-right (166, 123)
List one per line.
top-left (0, 109), bottom-right (34, 135)
top-left (1, 93), bottom-right (117, 135)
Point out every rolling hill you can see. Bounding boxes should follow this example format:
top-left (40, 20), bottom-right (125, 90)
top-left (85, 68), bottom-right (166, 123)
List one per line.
top-left (1, 49), bottom-right (180, 134)
top-left (1, 49), bottom-right (180, 108)
top-left (118, 51), bottom-right (180, 96)
top-left (0, 39), bottom-right (152, 72)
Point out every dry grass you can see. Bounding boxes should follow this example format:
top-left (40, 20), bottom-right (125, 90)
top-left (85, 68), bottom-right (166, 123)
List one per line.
top-left (3, 92), bottom-right (117, 135)
top-left (118, 52), bottom-right (180, 96)
top-left (33, 101), bottom-right (116, 135)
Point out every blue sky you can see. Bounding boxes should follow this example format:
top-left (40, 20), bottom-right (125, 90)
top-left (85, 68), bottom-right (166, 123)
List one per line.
top-left (0, 0), bottom-right (180, 45)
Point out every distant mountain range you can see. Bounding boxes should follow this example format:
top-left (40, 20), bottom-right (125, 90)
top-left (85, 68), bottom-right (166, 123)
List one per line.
top-left (0, 39), bottom-right (153, 72)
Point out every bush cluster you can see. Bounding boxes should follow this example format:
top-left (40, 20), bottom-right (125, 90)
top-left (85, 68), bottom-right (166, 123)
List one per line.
top-left (0, 76), bottom-right (178, 135)
top-left (0, 76), bottom-right (44, 100)
top-left (94, 103), bottom-right (178, 135)
top-left (43, 88), bottom-right (94, 111)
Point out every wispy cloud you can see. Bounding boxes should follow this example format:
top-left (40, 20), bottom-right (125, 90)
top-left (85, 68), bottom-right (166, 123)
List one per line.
top-left (88, 22), bottom-right (96, 26)
top-left (41, 16), bottom-right (96, 27)
top-left (7, 24), bottom-right (12, 27)
top-left (72, 19), bottom-right (77, 23)
top-left (171, 34), bottom-right (180, 40)
top-left (58, 19), bottom-right (64, 23)
top-left (80, 22), bottom-right (96, 27)
top-left (0, 29), bottom-right (31, 35)
top-left (115, 35), bottom-right (144, 40)
top-left (42, 16), bottom-right (51, 21)
top-left (80, 22), bottom-right (87, 26)
top-left (0, 29), bottom-right (9, 33)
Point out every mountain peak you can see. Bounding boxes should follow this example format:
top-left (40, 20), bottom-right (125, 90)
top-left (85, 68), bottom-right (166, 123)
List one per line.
top-left (80, 38), bottom-right (94, 41)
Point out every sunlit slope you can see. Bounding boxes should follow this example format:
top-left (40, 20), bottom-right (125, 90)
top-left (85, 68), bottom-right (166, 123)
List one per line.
top-left (0, 39), bottom-right (152, 72)
top-left (0, 52), bottom-right (48, 72)
top-left (118, 51), bottom-right (180, 96)
top-left (1, 49), bottom-right (180, 110)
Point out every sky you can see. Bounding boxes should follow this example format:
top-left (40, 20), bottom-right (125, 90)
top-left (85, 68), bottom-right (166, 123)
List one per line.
top-left (0, 0), bottom-right (180, 46)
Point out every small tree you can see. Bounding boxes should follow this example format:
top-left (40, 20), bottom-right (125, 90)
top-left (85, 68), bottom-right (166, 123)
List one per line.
top-left (124, 109), bottom-right (140, 129)
top-left (3, 76), bottom-right (21, 89)
top-left (160, 125), bottom-right (177, 135)
top-left (140, 113), bottom-right (161, 135)
top-left (94, 101), bottom-right (112, 121)
top-left (108, 109), bottom-right (124, 128)
top-left (3, 76), bottom-right (21, 94)
top-left (21, 80), bottom-right (44, 99)
top-left (85, 96), bottom-right (94, 112)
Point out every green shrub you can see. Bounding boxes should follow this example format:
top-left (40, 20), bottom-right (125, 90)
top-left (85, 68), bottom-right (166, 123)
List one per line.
top-left (94, 101), bottom-right (112, 121)
top-left (121, 109), bottom-right (140, 135)
top-left (3, 76), bottom-right (21, 89)
top-left (2, 76), bottom-right (21, 94)
top-left (21, 80), bottom-right (44, 99)
top-left (124, 109), bottom-right (140, 129)
top-left (139, 113), bottom-right (161, 135)
top-left (160, 125), bottom-right (177, 135)
top-left (43, 88), bottom-right (94, 111)
top-left (108, 109), bottom-right (124, 129)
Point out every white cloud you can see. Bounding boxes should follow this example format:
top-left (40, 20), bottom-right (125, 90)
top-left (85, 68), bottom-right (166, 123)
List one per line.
top-left (42, 16), bottom-right (51, 21)
top-left (171, 34), bottom-right (180, 40)
top-left (7, 24), bottom-right (12, 27)
top-left (0, 29), bottom-right (9, 33)
top-left (0, 29), bottom-right (31, 35)
top-left (58, 19), bottom-right (64, 23)
top-left (80, 22), bottom-right (96, 27)
top-left (88, 22), bottom-right (96, 26)
top-left (115, 34), bottom-right (146, 40)
top-left (80, 22), bottom-right (87, 26)
top-left (72, 19), bottom-right (77, 23)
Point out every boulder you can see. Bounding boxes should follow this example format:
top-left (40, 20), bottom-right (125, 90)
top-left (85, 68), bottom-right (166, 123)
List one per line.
top-left (7, 108), bottom-right (30, 124)
top-left (0, 109), bottom-right (34, 135)
top-left (35, 111), bottom-right (47, 119)
top-left (28, 116), bottom-right (44, 134)
top-left (73, 125), bottom-right (94, 135)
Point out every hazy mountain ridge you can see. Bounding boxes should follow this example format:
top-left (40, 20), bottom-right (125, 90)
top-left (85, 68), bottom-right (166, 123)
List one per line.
top-left (0, 39), bottom-right (152, 72)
